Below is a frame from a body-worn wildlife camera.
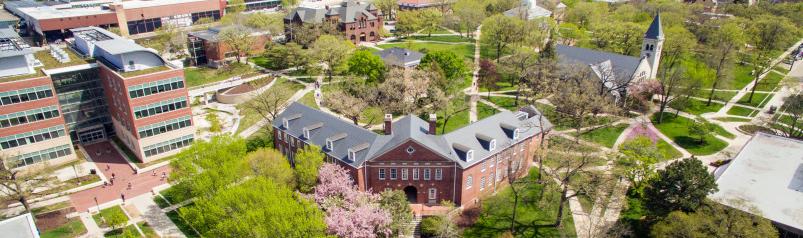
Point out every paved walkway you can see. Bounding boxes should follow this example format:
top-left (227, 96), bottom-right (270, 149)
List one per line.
top-left (467, 25), bottom-right (482, 122)
top-left (130, 194), bottom-right (186, 238)
top-left (69, 141), bottom-right (171, 212)
top-left (238, 77), bottom-right (315, 138)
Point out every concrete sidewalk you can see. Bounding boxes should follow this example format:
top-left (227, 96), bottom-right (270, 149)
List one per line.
top-left (130, 194), bottom-right (186, 238)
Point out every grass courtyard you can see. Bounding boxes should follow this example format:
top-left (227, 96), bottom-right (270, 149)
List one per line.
top-left (573, 124), bottom-right (629, 148)
top-left (651, 113), bottom-right (730, 156)
top-left (184, 63), bottom-right (257, 87)
top-left (377, 42), bottom-right (475, 61)
top-left (235, 78), bottom-right (304, 134)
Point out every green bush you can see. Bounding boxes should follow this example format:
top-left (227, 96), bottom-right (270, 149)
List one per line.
top-left (421, 216), bottom-right (443, 238)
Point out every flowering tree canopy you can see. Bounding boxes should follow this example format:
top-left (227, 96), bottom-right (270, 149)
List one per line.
top-left (314, 163), bottom-right (393, 238)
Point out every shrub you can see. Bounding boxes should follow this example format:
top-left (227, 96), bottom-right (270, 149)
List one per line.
top-left (421, 216), bottom-right (443, 238)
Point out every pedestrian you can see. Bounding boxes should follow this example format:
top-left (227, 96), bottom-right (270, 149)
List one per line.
top-left (106, 164), bottom-right (110, 171)
top-left (161, 172), bottom-right (167, 181)
top-left (152, 170), bottom-right (156, 176)
top-left (127, 182), bottom-right (132, 190)
top-left (111, 173), bottom-right (115, 179)
top-left (121, 193), bottom-right (125, 204)
top-left (110, 177), bottom-right (114, 185)
top-left (103, 181), bottom-right (108, 188)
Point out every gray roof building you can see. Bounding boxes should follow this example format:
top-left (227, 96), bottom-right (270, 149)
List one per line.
top-left (375, 47), bottom-right (423, 68)
top-left (710, 133), bottom-right (803, 235)
top-left (273, 102), bottom-right (552, 169)
top-left (285, 0), bottom-right (379, 24)
top-left (504, 0), bottom-right (553, 20)
top-left (556, 44), bottom-right (642, 81)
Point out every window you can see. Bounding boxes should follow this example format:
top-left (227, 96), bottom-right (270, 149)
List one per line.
top-left (142, 134), bottom-right (194, 158)
top-left (423, 169), bottom-right (431, 180)
top-left (413, 169), bottom-right (419, 180)
top-left (133, 97), bottom-right (188, 119)
top-left (303, 128), bottom-right (310, 139)
top-left (390, 168), bottom-right (397, 180)
top-left (379, 169), bottom-right (385, 180)
top-left (513, 129), bottom-right (520, 140)
top-left (490, 158), bottom-right (495, 168)
top-left (435, 168), bottom-right (442, 180)
top-left (406, 146), bottom-right (415, 154)
top-left (428, 188), bottom-right (437, 200)
top-left (480, 176), bottom-right (486, 190)
top-left (348, 149), bottom-right (356, 161)
top-left (489, 139), bottom-right (496, 151)
top-left (481, 161), bottom-right (487, 172)
top-left (402, 169), bottom-right (408, 180)
top-left (325, 139), bottom-right (333, 151)
top-left (466, 150), bottom-right (474, 162)
top-left (466, 176), bottom-right (473, 189)
top-left (282, 118), bottom-right (289, 129)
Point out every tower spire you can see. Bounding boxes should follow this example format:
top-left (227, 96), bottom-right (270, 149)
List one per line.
top-left (644, 12), bottom-right (663, 40)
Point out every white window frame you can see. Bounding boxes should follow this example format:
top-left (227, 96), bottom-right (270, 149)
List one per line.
top-left (282, 118), bottom-right (289, 129)
top-left (489, 139), bottom-right (496, 151)
top-left (490, 157), bottom-right (495, 168)
top-left (378, 168), bottom-right (385, 180)
top-left (435, 168), bottom-right (442, 180)
top-left (480, 176), bottom-right (486, 190)
top-left (481, 161), bottom-right (486, 172)
top-left (348, 149), bottom-right (356, 161)
top-left (413, 169), bottom-right (419, 180)
top-left (390, 168), bottom-right (397, 180)
top-left (325, 139), bottom-right (333, 151)
top-left (466, 150), bottom-right (474, 162)
top-left (466, 175), bottom-right (473, 189)
top-left (423, 168), bottom-right (431, 180)
top-left (402, 169), bottom-right (408, 180)
top-left (303, 128), bottom-right (310, 139)
top-left (513, 129), bottom-right (520, 140)
top-left (428, 188), bottom-right (437, 200)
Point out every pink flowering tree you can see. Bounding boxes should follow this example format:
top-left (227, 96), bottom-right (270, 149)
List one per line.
top-left (626, 79), bottom-right (662, 112)
top-left (314, 163), bottom-right (392, 238)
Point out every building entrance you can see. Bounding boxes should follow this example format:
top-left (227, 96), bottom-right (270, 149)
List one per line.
top-left (404, 186), bottom-right (418, 203)
top-left (78, 126), bottom-right (106, 144)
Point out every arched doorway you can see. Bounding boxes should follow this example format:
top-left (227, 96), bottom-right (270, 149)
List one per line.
top-left (359, 32), bottom-right (366, 42)
top-left (403, 186), bottom-right (417, 203)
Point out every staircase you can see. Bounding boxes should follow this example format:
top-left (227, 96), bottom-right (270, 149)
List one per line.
top-left (406, 215), bottom-right (422, 238)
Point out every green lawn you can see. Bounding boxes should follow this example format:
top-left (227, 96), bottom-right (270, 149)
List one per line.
top-left (40, 218), bottom-right (87, 238)
top-left (726, 105), bottom-right (758, 117)
top-left (435, 106), bottom-right (470, 135)
top-left (138, 222), bottom-right (158, 238)
top-left (713, 117), bottom-right (753, 123)
top-left (478, 102), bottom-right (500, 120)
top-left (408, 35), bottom-right (473, 43)
top-left (651, 113), bottom-right (729, 156)
top-left (773, 65), bottom-right (790, 74)
top-left (755, 72), bottom-right (785, 91)
top-left (480, 43), bottom-right (516, 60)
top-left (248, 56), bottom-right (271, 69)
top-left (484, 96), bottom-right (525, 111)
top-left (656, 139), bottom-right (683, 160)
top-left (183, 63), bottom-right (255, 87)
top-left (377, 42), bottom-right (475, 60)
top-left (549, 135), bottom-right (601, 153)
top-left (154, 195), bottom-right (171, 209)
top-left (92, 206), bottom-right (128, 229)
top-left (737, 92), bottom-right (774, 108)
top-left (359, 106), bottom-right (384, 126)
top-left (730, 64), bottom-right (756, 90)
top-left (670, 98), bottom-right (724, 116)
top-left (534, 103), bottom-right (617, 131)
top-left (236, 78), bottom-right (304, 134)
top-left (463, 169), bottom-right (577, 237)
top-left (298, 91), bottom-right (319, 110)
top-left (103, 224), bottom-right (139, 238)
top-left (420, 26), bottom-right (453, 35)
top-left (694, 89), bottom-right (738, 102)
top-left (574, 124), bottom-right (629, 148)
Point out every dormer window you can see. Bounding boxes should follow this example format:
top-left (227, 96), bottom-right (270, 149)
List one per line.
top-left (489, 139), bottom-right (496, 151)
top-left (348, 149), bottom-right (356, 161)
top-left (513, 129), bottom-right (520, 140)
top-left (325, 139), bottom-right (333, 151)
top-left (282, 118), bottom-right (289, 129)
top-left (303, 128), bottom-right (310, 139)
top-left (466, 150), bottom-right (474, 162)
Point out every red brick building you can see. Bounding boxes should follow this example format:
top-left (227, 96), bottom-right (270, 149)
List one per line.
top-left (273, 102), bottom-right (552, 206)
top-left (284, 0), bottom-right (383, 44)
top-left (187, 26), bottom-right (272, 67)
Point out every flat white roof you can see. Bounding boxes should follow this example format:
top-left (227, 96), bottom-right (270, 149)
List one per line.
top-left (0, 213), bottom-right (38, 238)
top-left (6, 0), bottom-right (211, 20)
top-left (710, 132), bottom-right (803, 231)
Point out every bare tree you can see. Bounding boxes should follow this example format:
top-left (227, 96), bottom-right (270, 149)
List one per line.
top-left (0, 157), bottom-right (58, 213)
top-left (766, 94), bottom-right (803, 139)
top-left (544, 146), bottom-right (610, 228)
top-left (219, 25), bottom-right (256, 63)
top-left (500, 50), bottom-right (539, 107)
top-left (552, 69), bottom-right (617, 138)
top-left (325, 90), bottom-right (370, 125)
top-left (244, 81), bottom-right (291, 124)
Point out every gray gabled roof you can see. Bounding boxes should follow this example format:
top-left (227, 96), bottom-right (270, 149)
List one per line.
top-left (285, 1), bottom-right (378, 24)
top-left (375, 47), bottom-right (423, 67)
top-left (274, 102), bottom-right (552, 169)
top-left (556, 44), bottom-right (642, 81)
top-left (285, 7), bottom-right (328, 24)
top-left (644, 13), bottom-right (663, 40)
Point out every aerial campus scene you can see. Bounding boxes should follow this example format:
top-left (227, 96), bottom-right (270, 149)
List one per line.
top-left (0, 0), bottom-right (801, 237)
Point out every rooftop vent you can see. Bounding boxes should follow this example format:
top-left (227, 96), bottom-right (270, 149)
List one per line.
top-left (49, 46), bottom-right (71, 63)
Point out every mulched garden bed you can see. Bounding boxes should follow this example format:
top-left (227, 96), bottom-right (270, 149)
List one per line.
top-left (35, 207), bottom-right (76, 231)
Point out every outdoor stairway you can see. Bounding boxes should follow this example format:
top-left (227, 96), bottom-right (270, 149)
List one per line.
top-left (407, 215), bottom-right (422, 238)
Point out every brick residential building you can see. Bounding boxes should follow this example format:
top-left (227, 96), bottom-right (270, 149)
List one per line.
top-left (0, 27), bottom-right (194, 169)
top-left (187, 25), bottom-right (271, 67)
top-left (273, 102), bottom-right (552, 206)
top-left (4, 0), bottom-right (226, 45)
top-left (284, 0), bottom-right (383, 44)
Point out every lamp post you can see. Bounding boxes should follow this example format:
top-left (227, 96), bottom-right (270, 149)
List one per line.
top-left (93, 197), bottom-right (100, 214)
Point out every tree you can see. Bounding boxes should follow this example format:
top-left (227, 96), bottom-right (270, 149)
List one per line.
top-left (420, 50), bottom-right (467, 87)
top-left (395, 10), bottom-right (422, 37)
top-left (419, 9), bottom-right (444, 37)
top-left (310, 35), bottom-right (355, 81)
top-left (227, 0), bottom-right (247, 14)
top-left (745, 15), bottom-right (796, 103)
top-left (375, 68), bottom-right (442, 115)
top-left (244, 82), bottom-right (292, 125)
top-left (245, 12), bottom-right (284, 34)
top-left (374, 0), bottom-right (398, 20)
top-left (651, 201), bottom-right (778, 238)
top-left (769, 94), bottom-right (803, 139)
top-left (644, 158), bottom-right (718, 216)
top-left (703, 20), bottom-right (745, 106)
top-left (422, 201), bottom-right (460, 238)
top-left (478, 59), bottom-right (500, 98)
top-left (179, 178), bottom-right (327, 237)
top-left (500, 49), bottom-right (538, 107)
top-left (147, 24), bottom-right (186, 59)
top-left (565, 2), bottom-right (608, 29)
top-left (314, 163), bottom-right (392, 237)
top-left (170, 135), bottom-right (249, 200)
top-left (688, 117), bottom-right (715, 144)
top-left (551, 69), bottom-right (616, 139)
top-left (615, 136), bottom-right (662, 193)
top-left (0, 157), bottom-right (57, 213)
top-left (481, 14), bottom-right (523, 61)
top-left (104, 209), bottom-right (128, 231)
top-left (219, 25), bottom-right (255, 63)
top-left (294, 145), bottom-right (325, 193)
top-left (655, 24), bottom-right (698, 123)
top-left (325, 90), bottom-right (371, 125)
top-left (246, 148), bottom-right (296, 188)
top-left (378, 190), bottom-right (413, 237)
top-left (453, 0), bottom-right (485, 38)
top-left (545, 146), bottom-right (611, 227)
top-left (591, 21), bottom-right (643, 56)
top-left (262, 42), bottom-right (307, 70)
top-left (347, 49), bottom-right (386, 83)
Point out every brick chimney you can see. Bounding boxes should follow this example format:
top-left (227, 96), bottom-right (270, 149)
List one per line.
top-left (383, 114), bottom-right (393, 135)
top-left (428, 114), bottom-right (437, 135)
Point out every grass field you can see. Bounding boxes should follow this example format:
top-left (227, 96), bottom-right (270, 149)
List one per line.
top-left (737, 92), bottom-right (774, 108)
top-left (670, 99), bottom-right (724, 116)
top-left (574, 124), bottom-right (629, 148)
top-left (730, 64), bottom-right (756, 90)
top-left (713, 117), bottom-right (753, 123)
top-left (298, 91), bottom-right (319, 110)
top-left (407, 35), bottom-right (473, 43)
top-left (463, 169), bottom-right (577, 237)
top-left (478, 102), bottom-right (500, 120)
top-left (726, 105), bottom-right (758, 117)
top-left (103, 224), bottom-right (139, 238)
top-left (484, 96), bottom-right (525, 111)
top-left (377, 42), bottom-right (475, 60)
top-left (92, 206), bottom-right (128, 229)
top-left (693, 89), bottom-right (738, 102)
top-left (656, 139), bottom-right (684, 160)
top-left (755, 72), bottom-right (785, 91)
top-left (651, 113), bottom-right (729, 156)
top-left (184, 63), bottom-right (255, 87)
top-left (40, 218), bottom-right (86, 238)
